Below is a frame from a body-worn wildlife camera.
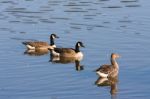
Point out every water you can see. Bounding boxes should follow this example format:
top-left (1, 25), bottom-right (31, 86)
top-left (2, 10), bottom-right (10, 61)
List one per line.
top-left (0, 0), bottom-right (150, 99)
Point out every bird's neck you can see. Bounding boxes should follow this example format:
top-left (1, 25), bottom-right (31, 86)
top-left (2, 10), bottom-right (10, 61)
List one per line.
top-left (75, 44), bottom-right (80, 53)
top-left (50, 37), bottom-right (54, 46)
top-left (111, 58), bottom-right (119, 69)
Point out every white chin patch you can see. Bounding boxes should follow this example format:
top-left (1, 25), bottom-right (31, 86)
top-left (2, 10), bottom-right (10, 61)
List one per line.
top-left (77, 43), bottom-right (80, 47)
top-left (52, 35), bottom-right (55, 39)
top-left (96, 71), bottom-right (108, 78)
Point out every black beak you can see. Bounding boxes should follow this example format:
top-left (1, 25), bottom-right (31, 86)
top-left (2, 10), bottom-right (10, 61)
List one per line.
top-left (55, 36), bottom-right (59, 38)
top-left (81, 44), bottom-right (85, 48)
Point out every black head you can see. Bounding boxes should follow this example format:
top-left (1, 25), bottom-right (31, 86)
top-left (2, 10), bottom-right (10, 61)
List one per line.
top-left (50, 34), bottom-right (59, 39)
top-left (76, 41), bottom-right (85, 48)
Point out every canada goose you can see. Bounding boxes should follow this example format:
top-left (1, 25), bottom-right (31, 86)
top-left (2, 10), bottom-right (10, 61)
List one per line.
top-left (22, 34), bottom-right (59, 50)
top-left (96, 53), bottom-right (120, 78)
top-left (48, 41), bottom-right (85, 59)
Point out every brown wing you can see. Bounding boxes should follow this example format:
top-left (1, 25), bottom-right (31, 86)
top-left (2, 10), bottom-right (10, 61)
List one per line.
top-left (54, 48), bottom-right (76, 54)
top-left (96, 65), bottom-right (113, 74)
top-left (24, 41), bottom-right (49, 47)
top-left (51, 56), bottom-right (76, 64)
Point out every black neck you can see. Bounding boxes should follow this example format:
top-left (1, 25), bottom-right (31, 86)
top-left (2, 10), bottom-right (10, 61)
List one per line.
top-left (75, 43), bottom-right (80, 52)
top-left (50, 36), bottom-right (54, 46)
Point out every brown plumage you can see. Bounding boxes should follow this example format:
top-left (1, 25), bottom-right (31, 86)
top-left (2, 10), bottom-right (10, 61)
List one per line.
top-left (96, 65), bottom-right (113, 74)
top-left (96, 53), bottom-right (120, 78)
top-left (54, 48), bottom-right (76, 54)
top-left (23, 41), bottom-right (49, 47)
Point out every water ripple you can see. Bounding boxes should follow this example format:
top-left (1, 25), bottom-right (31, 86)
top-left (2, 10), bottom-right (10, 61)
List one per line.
top-left (0, 0), bottom-right (149, 99)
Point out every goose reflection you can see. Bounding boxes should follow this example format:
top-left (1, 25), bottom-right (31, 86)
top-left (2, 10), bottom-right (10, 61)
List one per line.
top-left (95, 77), bottom-right (118, 95)
top-left (24, 49), bottom-right (49, 56)
top-left (50, 55), bottom-right (84, 71)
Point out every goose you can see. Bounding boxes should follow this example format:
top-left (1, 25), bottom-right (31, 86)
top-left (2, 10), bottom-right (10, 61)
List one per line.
top-left (48, 41), bottom-right (85, 59)
top-left (22, 34), bottom-right (59, 50)
top-left (96, 53), bottom-right (120, 78)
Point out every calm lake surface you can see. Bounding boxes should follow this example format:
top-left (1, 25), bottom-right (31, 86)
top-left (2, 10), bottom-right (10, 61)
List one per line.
top-left (0, 0), bottom-right (150, 99)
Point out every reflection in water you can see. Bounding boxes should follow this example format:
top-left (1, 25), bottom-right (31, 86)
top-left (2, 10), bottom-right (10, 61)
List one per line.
top-left (95, 77), bottom-right (118, 96)
top-left (75, 60), bottom-right (84, 71)
top-left (24, 49), bottom-right (49, 56)
top-left (121, 0), bottom-right (138, 3)
top-left (0, 0), bottom-right (149, 98)
top-left (50, 55), bottom-right (84, 71)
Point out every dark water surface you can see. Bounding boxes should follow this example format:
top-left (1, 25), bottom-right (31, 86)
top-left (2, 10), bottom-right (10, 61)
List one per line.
top-left (0, 0), bottom-right (150, 99)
